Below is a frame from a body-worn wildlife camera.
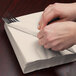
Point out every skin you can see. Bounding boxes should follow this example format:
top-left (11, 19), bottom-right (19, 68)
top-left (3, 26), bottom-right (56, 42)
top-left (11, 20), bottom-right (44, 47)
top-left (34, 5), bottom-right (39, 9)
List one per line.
top-left (37, 3), bottom-right (76, 51)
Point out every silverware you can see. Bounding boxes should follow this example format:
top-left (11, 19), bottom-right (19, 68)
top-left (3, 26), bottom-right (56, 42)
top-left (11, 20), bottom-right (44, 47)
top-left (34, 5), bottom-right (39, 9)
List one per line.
top-left (2, 13), bottom-right (19, 24)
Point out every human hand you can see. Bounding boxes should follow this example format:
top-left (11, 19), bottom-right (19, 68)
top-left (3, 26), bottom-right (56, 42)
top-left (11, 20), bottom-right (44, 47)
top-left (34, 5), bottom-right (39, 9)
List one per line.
top-left (37, 21), bottom-right (76, 51)
top-left (38, 3), bottom-right (76, 30)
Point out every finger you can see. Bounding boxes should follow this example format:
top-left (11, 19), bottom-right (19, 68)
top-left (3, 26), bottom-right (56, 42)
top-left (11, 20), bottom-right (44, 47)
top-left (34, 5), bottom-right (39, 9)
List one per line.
top-left (44, 4), bottom-right (53, 12)
top-left (39, 36), bottom-right (47, 45)
top-left (37, 30), bottom-right (44, 39)
top-left (51, 18), bottom-right (67, 24)
top-left (40, 9), bottom-right (60, 30)
top-left (42, 11), bottom-right (59, 29)
top-left (39, 4), bottom-right (53, 25)
top-left (44, 40), bottom-right (59, 49)
top-left (38, 15), bottom-right (43, 30)
top-left (51, 39), bottom-right (72, 51)
top-left (39, 14), bottom-right (66, 30)
top-left (38, 5), bottom-right (54, 30)
top-left (38, 18), bottom-right (44, 30)
top-left (61, 41), bottom-right (74, 50)
top-left (51, 42), bottom-right (66, 51)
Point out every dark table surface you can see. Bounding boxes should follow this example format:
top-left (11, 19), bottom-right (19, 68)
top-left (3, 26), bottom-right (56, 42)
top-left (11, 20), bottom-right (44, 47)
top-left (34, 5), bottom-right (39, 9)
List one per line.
top-left (0, 0), bottom-right (76, 76)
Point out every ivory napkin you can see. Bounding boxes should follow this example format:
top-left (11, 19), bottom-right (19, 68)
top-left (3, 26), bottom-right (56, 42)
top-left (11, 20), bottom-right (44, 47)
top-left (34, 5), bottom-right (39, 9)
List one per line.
top-left (4, 11), bottom-right (76, 74)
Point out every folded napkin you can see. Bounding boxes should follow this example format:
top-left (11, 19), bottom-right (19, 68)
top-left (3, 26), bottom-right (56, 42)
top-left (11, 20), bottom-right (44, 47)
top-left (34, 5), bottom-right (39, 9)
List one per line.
top-left (4, 11), bottom-right (76, 74)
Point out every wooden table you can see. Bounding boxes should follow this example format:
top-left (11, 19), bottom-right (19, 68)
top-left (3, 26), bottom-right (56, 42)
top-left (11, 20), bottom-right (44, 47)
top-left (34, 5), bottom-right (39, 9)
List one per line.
top-left (0, 0), bottom-right (76, 76)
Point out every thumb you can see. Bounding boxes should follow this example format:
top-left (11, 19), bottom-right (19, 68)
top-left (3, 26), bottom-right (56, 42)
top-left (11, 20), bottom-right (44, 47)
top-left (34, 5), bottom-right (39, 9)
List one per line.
top-left (38, 11), bottom-right (59, 30)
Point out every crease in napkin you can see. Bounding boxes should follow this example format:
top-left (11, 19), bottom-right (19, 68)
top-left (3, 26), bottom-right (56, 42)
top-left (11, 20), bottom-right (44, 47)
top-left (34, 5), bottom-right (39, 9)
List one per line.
top-left (6, 11), bottom-right (76, 54)
top-left (7, 22), bottom-right (39, 37)
top-left (7, 12), bottom-right (43, 37)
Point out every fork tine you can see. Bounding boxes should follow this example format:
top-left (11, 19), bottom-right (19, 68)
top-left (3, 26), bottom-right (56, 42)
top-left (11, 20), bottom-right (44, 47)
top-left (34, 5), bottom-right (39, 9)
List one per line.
top-left (9, 14), bottom-right (19, 22)
top-left (8, 13), bottom-right (15, 22)
top-left (2, 12), bottom-right (19, 24)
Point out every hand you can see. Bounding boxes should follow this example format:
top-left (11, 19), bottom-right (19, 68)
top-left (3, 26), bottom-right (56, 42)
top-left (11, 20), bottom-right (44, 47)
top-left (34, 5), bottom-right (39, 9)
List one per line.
top-left (37, 21), bottom-right (76, 51)
top-left (38, 3), bottom-right (76, 30)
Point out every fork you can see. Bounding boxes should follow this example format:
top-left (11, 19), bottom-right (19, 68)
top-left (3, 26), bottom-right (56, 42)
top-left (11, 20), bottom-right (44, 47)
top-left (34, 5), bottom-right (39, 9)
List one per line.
top-left (2, 13), bottom-right (19, 24)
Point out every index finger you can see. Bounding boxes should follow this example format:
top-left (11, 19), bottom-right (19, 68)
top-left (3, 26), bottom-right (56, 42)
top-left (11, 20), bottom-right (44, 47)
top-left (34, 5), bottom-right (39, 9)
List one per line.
top-left (37, 30), bottom-right (44, 39)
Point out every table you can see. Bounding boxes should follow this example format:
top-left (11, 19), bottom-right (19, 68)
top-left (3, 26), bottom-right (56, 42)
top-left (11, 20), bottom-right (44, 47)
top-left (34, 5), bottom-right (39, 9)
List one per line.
top-left (0, 0), bottom-right (76, 76)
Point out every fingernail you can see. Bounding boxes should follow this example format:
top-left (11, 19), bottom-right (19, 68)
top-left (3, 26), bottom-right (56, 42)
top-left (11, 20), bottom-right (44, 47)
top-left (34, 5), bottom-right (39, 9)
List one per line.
top-left (40, 23), bottom-right (44, 29)
top-left (38, 25), bottom-right (41, 30)
top-left (38, 22), bottom-right (44, 30)
top-left (41, 25), bottom-right (44, 30)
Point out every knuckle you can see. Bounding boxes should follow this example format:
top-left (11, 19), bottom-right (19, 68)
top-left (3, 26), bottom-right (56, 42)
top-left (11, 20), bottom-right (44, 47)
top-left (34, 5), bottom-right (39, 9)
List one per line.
top-left (43, 11), bottom-right (49, 20)
top-left (48, 4), bottom-right (52, 7)
top-left (46, 36), bottom-right (53, 43)
top-left (53, 3), bottom-right (59, 6)
top-left (45, 4), bottom-right (52, 10)
top-left (44, 44), bottom-right (49, 48)
top-left (58, 48), bottom-right (63, 51)
top-left (43, 11), bottom-right (46, 17)
top-left (52, 47), bottom-right (57, 51)
top-left (37, 32), bottom-right (41, 38)
top-left (44, 45), bottom-right (47, 48)
top-left (46, 35), bottom-right (54, 42)
top-left (43, 12), bottom-right (47, 19)
top-left (39, 38), bottom-right (46, 45)
top-left (52, 3), bottom-right (60, 15)
top-left (57, 48), bottom-right (62, 51)
top-left (57, 47), bottom-right (63, 51)
top-left (52, 46), bottom-right (62, 51)
top-left (51, 42), bottom-right (57, 47)
top-left (43, 27), bottom-right (48, 33)
top-left (52, 41), bottom-right (60, 47)
top-left (52, 47), bottom-right (59, 51)
top-left (53, 7), bottom-right (57, 12)
top-left (46, 36), bottom-right (51, 42)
